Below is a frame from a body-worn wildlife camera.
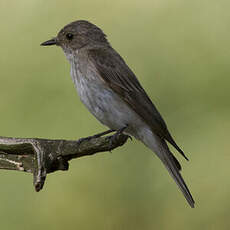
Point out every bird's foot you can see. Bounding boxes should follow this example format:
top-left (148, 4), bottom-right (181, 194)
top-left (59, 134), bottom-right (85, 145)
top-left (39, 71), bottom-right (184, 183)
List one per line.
top-left (109, 125), bottom-right (131, 150)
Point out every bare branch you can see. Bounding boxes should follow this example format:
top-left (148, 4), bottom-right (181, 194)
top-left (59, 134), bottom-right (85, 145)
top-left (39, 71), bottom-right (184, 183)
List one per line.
top-left (0, 132), bottom-right (128, 191)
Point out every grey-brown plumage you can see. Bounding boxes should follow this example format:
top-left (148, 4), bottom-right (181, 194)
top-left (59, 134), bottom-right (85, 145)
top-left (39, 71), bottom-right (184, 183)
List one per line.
top-left (41, 20), bottom-right (195, 207)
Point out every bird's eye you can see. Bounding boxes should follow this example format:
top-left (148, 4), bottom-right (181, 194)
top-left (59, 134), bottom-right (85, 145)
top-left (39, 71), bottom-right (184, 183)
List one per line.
top-left (66, 33), bottom-right (74, 40)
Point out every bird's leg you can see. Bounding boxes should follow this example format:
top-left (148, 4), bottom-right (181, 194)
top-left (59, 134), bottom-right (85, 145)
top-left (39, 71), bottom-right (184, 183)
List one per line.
top-left (91, 129), bottom-right (116, 138)
top-left (77, 129), bottom-right (116, 145)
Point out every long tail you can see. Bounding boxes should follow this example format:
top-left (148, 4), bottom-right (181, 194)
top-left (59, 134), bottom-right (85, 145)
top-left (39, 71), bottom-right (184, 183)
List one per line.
top-left (142, 132), bottom-right (195, 208)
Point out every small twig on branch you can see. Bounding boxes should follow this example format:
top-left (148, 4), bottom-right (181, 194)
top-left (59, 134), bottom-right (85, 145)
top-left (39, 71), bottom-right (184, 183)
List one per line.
top-left (0, 132), bottom-right (128, 192)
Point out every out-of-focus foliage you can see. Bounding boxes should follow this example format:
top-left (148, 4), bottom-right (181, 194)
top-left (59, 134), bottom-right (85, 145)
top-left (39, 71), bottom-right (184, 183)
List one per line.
top-left (0, 0), bottom-right (229, 229)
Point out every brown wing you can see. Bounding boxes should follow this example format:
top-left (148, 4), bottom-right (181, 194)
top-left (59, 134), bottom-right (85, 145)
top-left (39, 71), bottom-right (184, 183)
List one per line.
top-left (88, 47), bottom-right (188, 161)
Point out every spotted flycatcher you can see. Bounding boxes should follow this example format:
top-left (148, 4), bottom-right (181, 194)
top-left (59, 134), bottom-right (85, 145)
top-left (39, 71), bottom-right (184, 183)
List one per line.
top-left (41, 20), bottom-right (194, 207)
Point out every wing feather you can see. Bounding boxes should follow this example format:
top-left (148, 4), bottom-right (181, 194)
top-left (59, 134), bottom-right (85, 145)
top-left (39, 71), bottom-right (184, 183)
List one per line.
top-left (88, 47), bottom-right (188, 161)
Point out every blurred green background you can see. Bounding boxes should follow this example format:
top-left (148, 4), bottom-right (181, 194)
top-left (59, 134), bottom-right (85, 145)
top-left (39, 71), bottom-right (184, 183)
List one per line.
top-left (0, 0), bottom-right (229, 229)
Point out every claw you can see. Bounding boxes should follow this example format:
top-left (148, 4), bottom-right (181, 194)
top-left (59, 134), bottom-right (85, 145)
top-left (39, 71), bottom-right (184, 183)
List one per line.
top-left (128, 135), bottom-right (132, 141)
top-left (109, 125), bottom-right (130, 149)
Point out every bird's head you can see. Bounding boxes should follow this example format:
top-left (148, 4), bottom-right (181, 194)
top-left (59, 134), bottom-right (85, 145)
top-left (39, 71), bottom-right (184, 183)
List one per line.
top-left (41, 20), bottom-right (108, 52)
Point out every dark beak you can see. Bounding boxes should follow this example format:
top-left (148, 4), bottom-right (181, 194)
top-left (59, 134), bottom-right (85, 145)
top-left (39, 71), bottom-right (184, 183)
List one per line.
top-left (40, 38), bottom-right (57, 46)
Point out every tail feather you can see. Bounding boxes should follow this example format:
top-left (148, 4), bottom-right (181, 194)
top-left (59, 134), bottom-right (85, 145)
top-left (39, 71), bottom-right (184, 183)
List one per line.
top-left (160, 145), bottom-right (195, 208)
top-left (143, 132), bottom-right (195, 208)
top-left (171, 153), bottom-right (182, 171)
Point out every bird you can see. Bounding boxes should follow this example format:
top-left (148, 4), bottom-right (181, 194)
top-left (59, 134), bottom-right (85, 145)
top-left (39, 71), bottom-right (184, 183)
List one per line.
top-left (41, 20), bottom-right (195, 208)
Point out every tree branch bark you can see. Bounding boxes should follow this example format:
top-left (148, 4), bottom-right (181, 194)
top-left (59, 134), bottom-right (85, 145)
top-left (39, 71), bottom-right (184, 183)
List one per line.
top-left (0, 132), bottom-right (128, 192)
